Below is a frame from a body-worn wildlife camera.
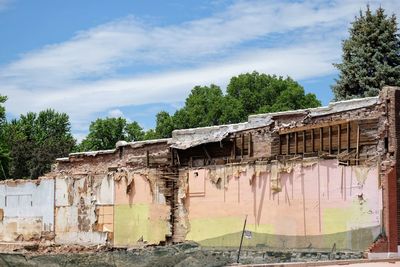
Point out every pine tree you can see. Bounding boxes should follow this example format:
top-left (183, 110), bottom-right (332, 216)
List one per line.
top-left (332, 6), bottom-right (400, 100)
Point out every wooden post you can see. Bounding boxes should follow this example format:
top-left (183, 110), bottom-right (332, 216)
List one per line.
top-left (356, 124), bottom-right (360, 165)
top-left (337, 124), bottom-right (341, 154)
top-left (302, 130), bottom-right (306, 154)
top-left (232, 137), bottom-right (236, 159)
top-left (176, 150), bottom-right (181, 165)
top-left (328, 126), bottom-right (332, 155)
top-left (311, 129), bottom-right (315, 152)
top-left (295, 132), bottom-right (298, 154)
top-left (347, 122), bottom-right (350, 152)
top-left (319, 127), bottom-right (323, 152)
top-left (171, 148), bottom-right (175, 166)
top-left (286, 134), bottom-right (290, 155)
top-left (146, 150), bottom-right (149, 167)
top-left (279, 135), bottom-right (282, 155)
top-left (248, 133), bottom-right (252, 157)
top-left (241, 134), bottom-right (244, 158)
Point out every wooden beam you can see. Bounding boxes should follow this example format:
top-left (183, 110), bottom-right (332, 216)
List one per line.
top-left (319, 127), bottom-right (323, 152)
top-left (286, 134), bottom-right (290, 155)
top-left (302, 130), bottom-right (306, 154)
top-left (176, 150), bottom-right (181, 165)
top-left (295, 132), bottom-right (298, 154)
top-left (347, 122), bottom-right (350, 152)
top-left (171, 148), bottom-right (175, 166)
top-left (279, 135), bottom-right (282, 155)
top-left (311, 129), bottom-right (315, 152)
top-left (337, 124), bottom-right (341, 154)
top-left (248, 133), bottom-right (252, 157)
top-left (241, 134), bottom-right (244, 158)
top-left (232, 137), bottom-right (236, 159)
top-left (202, 145), bottom-right (212, 162)
top-left (279, 119), bottom-right (348, 134)
top-left (328, 126), bottom-right (332, 155)
top-left (356, 124), bottom-right (360, 165)
top-left (146, 150), bottom-right (150, 167)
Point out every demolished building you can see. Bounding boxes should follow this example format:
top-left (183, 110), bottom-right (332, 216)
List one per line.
top-left (0, 86), bottom-right (399, 257)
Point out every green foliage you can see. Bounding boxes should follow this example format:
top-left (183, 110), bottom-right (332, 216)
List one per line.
top-left (155, 111), bottom-right (174, 138)
top-left (150, 72), bottom-right (321, 138)
top-left (227, 72), bottom-right (320, 114)
top-left (79, 117), bottom-right (145, 151)
top-left (0, 95), bottom-right (10, 179)
top-left (75, 72), bottom-right (320, 151)
top-left (173, 85), bottom-right (227, 129)
top-left (126, 121), bottom-right (145, 142)
top-left (333, 6), bottom-right (400, 100)
top-left (3, 109), bottom-right (75, 179)
top-left (143, 129), bottom-right (159, 140)
top-left (0, 95), bottom-right (6, 125)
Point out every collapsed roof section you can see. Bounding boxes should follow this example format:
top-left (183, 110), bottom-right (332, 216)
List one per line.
top-left (169, 96), bottom-right (380, 150)
top-left (56, 95), bottom-right (380, 159)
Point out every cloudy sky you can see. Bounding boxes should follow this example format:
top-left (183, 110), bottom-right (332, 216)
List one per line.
top-left (1, 0), bottom-right (399, 140)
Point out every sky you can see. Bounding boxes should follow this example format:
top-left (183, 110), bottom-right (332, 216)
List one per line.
top-left (0, 0), bottom-right (399, 141)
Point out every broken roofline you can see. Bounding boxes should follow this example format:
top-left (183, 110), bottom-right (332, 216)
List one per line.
top-left (169, 95), bottom-right (379, 150)
top-left (56, 94), bottom-right (380, 161)
top-left (56, 138), bottom-right (171, 162)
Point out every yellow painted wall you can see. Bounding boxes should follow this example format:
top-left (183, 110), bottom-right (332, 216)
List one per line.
top-left (114, 204), bottom-right (170, 247)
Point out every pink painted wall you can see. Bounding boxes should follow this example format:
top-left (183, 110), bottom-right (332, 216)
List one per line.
top-left (114, 173), bottom-right (153, 205)
top-left (184, 160), bottom-right (382, 250)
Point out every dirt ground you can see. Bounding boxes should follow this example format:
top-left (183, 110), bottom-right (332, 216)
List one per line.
top-left (0, 242), bottom-right (366, 267)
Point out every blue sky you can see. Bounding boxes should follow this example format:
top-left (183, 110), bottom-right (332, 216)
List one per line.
top-left (1, 0), bottom-right (399, 141)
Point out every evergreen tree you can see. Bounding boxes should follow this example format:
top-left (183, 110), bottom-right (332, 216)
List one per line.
top-left (333, 6), bottom-right (400, 100)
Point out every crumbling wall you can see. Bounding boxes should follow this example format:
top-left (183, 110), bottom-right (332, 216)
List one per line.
top-left (54, 173), bottom-right (113, 245)
top-left (171, 90), bottom-right (395, 251)
top-left (53, 139), bottom-right (172, 247)
top-left (181, 159), bottom-right (382, 250)
top-left (113, 168), bottom-right (170, 247)
top-left (0, 178), bottom-right (54, 242)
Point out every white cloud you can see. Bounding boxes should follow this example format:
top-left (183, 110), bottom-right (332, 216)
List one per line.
top-left (1, 0), bottom-right (400, 137)
top-left (107, 109), bottom-right (125, 118)
top-left (2, 42), bottom-right (339, 123)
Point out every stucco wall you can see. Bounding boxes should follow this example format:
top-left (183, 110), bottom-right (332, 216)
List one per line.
top-left (113, 169), bottom-right (170, 247)
top-left (183, 159), bottom-right (382, 250)
top-left (0, 179), bottom-right (54, 242)
top-left (55, 174), bottom-right (113, 245)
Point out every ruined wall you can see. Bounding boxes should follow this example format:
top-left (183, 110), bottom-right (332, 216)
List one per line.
top-left (55, 173), bottom-right (114, 245)
top-left (169, 91), bottom-right (395, 252)
top-left (54, 153), bottom-right (116, 245)
top-left (113, 169), bottom-right (170, 247)
top-left (53, 140), bottom-right (172, 247)
top-left (0, 178), bottom-right (54, 242)
top-left (3, 90), bottom-right (398, 253)
top-left (181, 159), bottom-right (382, 251)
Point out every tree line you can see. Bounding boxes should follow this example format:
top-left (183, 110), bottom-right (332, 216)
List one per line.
top-left (0, 5), bottom-right (399, 179)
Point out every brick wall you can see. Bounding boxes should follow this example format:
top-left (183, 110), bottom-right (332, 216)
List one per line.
top-left (384, 86), bottom-right (400, 250)
top-left (394, 89), bottom-right (400, 248)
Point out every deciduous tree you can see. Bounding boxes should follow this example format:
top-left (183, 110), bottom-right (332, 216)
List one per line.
top-left (79, 117), bottom-right (145, 151)
top-left (4, 110), bottom-right (75, 179)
